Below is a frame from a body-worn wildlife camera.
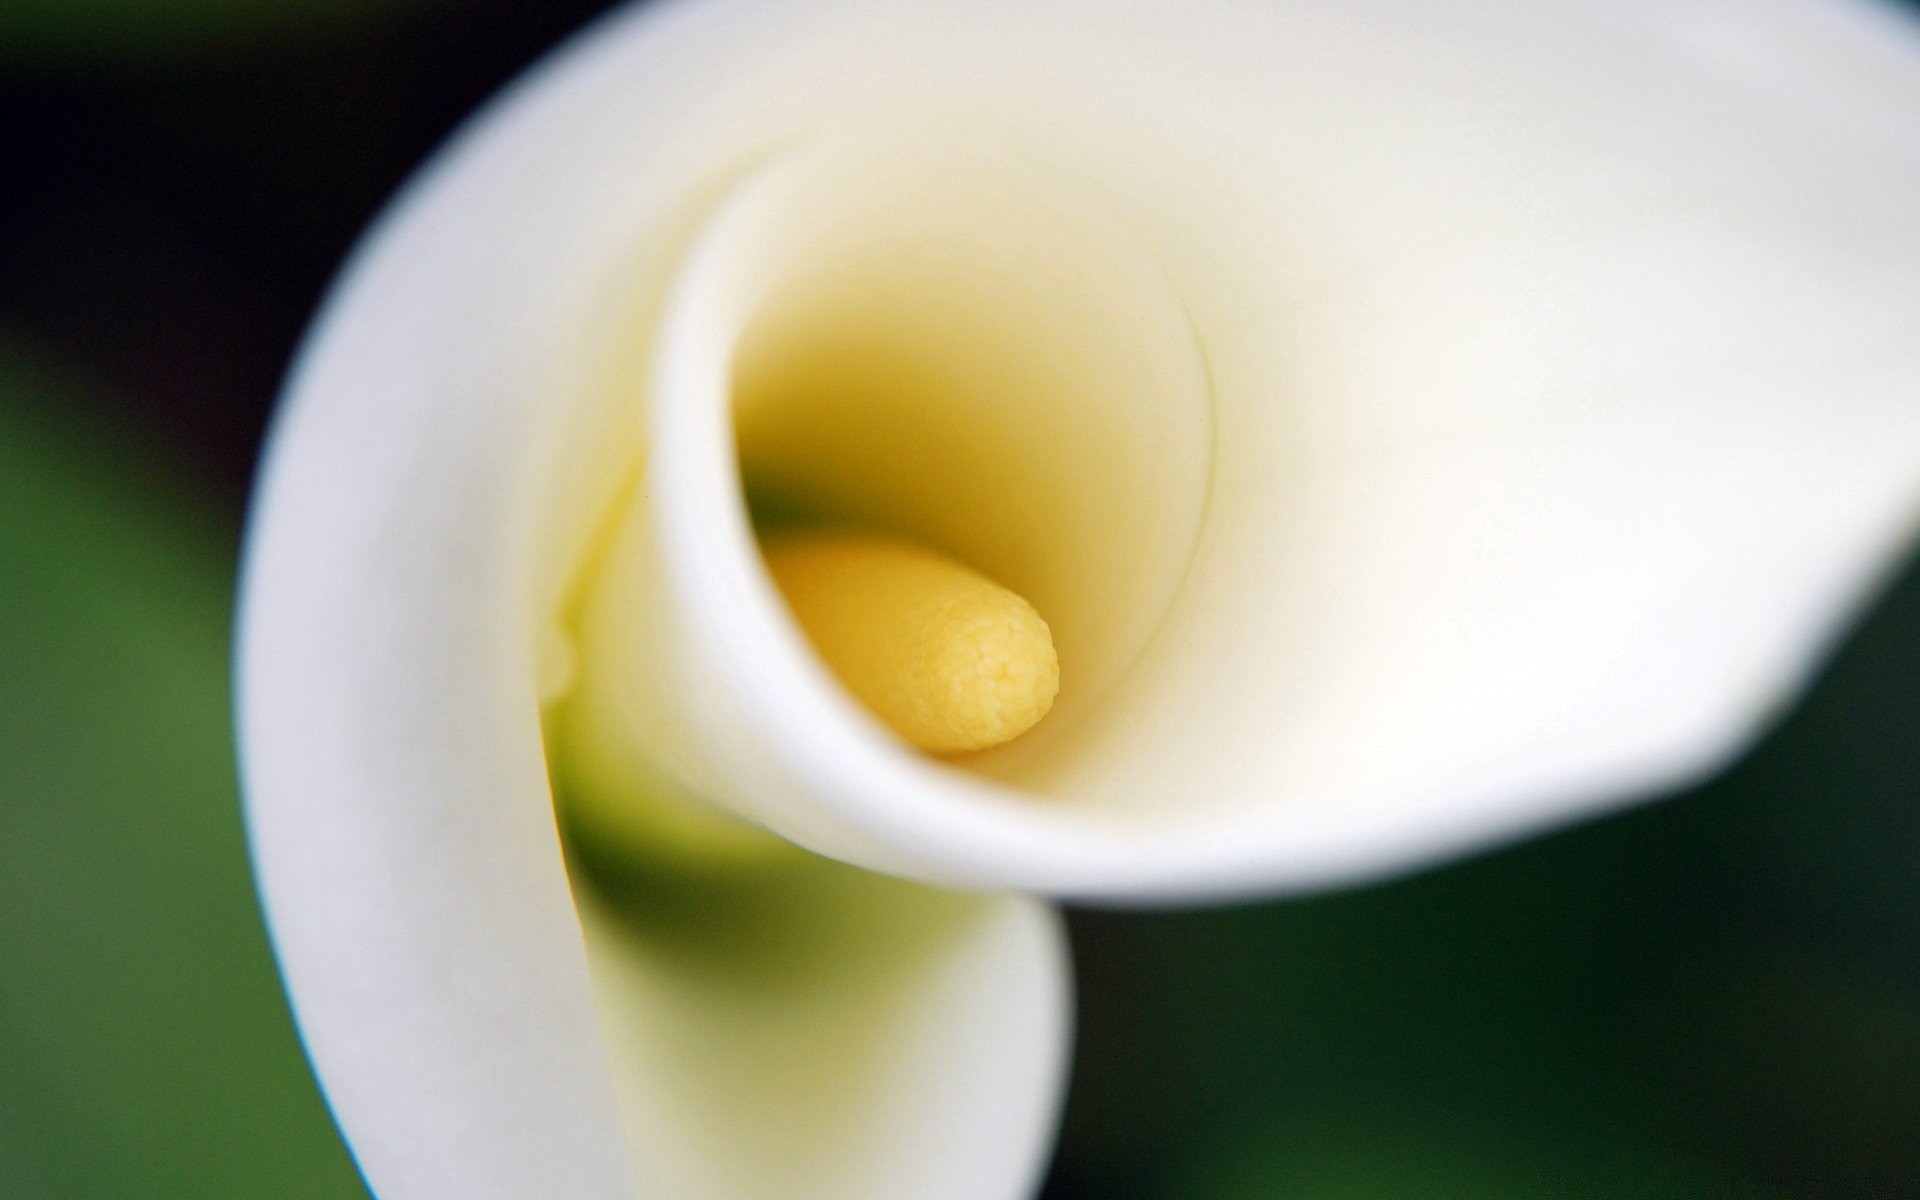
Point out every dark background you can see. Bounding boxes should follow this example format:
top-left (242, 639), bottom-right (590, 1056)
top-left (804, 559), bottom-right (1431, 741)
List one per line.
top-left (3, 2), bottom-right (1918, 1197)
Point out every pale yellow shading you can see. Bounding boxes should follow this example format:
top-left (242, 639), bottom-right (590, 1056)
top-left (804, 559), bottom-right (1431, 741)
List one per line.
top-left (763, 531), bottom-right (1060, 755)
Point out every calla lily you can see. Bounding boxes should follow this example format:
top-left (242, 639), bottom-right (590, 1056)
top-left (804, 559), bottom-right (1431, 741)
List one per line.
top-left (238, 0), bottom-right (1920, 1197)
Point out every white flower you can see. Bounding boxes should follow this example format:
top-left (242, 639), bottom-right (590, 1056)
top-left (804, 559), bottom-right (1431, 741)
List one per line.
top-left (237, 1), bottom-right (1920, 1197)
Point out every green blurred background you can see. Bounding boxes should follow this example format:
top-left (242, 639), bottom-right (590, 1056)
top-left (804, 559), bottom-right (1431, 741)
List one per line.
top-left (3, 2), bottom-right (1918, 1197)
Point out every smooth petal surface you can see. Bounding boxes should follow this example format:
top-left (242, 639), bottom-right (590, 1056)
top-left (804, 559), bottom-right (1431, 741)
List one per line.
top-left (243, 0), bottom-right (1920, 1194)
top-left (238, 1), bottom-right (1072, 1196)
top-left (575, 862), bottom-right (1066, 1200)
top-left (611, 0), bottom-right (1920, 898)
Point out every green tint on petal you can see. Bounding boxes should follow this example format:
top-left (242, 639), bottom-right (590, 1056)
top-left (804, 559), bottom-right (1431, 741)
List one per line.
top-left (556, 762), bottom-right (1067, 1200)
top-left (0, 350), bottom-right (365, 1200)
top-left (573, 840), bottom-right (988, 1188)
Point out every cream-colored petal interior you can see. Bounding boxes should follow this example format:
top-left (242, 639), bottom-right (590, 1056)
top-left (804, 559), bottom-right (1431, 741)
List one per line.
top-left (243, 0), bottom-right (1920, 1196)
top-left (564, 136), bottom-right (1211, 809)
top-left (553, 0), bottom-right (1920, 899)
top-left (729, 140), bottom-right (1212, 754)
top-left (570, 854), bottom-right (1065, 1200)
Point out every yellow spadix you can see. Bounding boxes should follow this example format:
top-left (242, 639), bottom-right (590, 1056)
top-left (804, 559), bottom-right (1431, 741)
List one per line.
top-left (763, 531), bottom-right (1060, 755)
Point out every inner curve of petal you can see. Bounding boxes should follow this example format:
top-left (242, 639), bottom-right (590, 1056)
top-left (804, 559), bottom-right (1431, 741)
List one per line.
top-left (603, 0), bottom-right (1920, 899)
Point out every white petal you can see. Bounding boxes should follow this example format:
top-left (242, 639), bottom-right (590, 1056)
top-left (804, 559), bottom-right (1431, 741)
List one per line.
top-left (242, 0), bottom-right (1920, 1191)
top-left (572, 0), bottom-right (1920, 898)
top-left (237, 0), bottom-right (1074, 1195)
top-left (576, 868), bottom-right (1066, 1200)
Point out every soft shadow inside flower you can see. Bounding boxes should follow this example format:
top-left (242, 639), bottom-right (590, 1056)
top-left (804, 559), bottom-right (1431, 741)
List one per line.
top-left (531, 139), bottom-right (1164, 1197)
top-left (558, 817), bottom-right (1000, 1197)
top-left (725, 143), bottom-right (1214, 775)
top-left (549, 138), bottom-right (1215, 846)
top-left (238, 4), bottom-right (1920, 1197)
top-left (540, 130), bottom-right (1212, 1041)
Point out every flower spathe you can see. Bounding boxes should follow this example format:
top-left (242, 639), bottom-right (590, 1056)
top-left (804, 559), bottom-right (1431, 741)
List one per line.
top-left (238, 1), bottom-right (1920, 1197)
